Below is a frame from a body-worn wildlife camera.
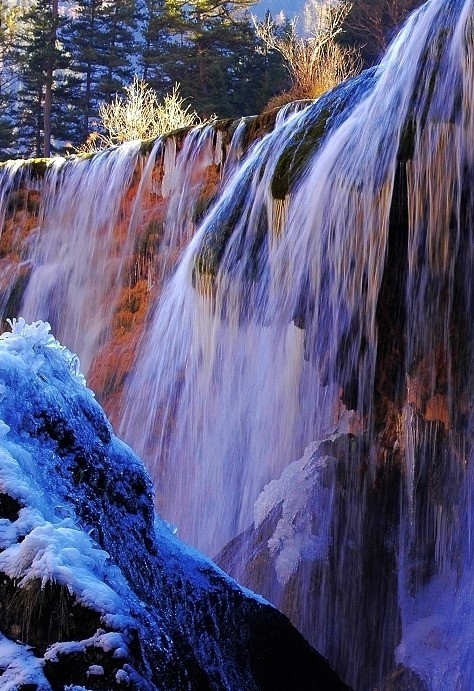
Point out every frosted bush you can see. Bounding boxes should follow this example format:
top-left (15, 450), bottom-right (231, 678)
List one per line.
top-left (1, 318), bottom-right (86, 385)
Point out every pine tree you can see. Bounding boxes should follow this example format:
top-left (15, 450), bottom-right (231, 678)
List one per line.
top-left (64, 0), bottom-right (140, 147)
top-left (228, 17), bottom-right (289, 116)
top-left (140, 0), bottom-right (172, 90)
top-left (96, 0), bottom-right (140, 103)
top-left (0, 2), bottom-right (25, 157)
top-left (142, 0), bottom-right (288, 118)
top-left (15, 0), bottom-right (69, 156)
top-left (61, 0), bottom-right (106, 143)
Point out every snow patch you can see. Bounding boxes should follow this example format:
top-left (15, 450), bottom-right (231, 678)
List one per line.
top-left (1, 317), bottom-right (86, 386)
top-left (44, 629), bottom-right (131, 663)
top-left (254, 440), bottom-right (338, 584)
top-left (87, 664), bottom-right (104, 676)
top-left (0, 634), bottom-right (50, 690)
top-left (0, 320), bottom-right (135, 631)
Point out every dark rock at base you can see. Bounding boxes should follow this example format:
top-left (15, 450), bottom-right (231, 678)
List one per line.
top-left (376, 665), bottom-right (428, 690)
top-left (217, 433), bottom-right (402, 691)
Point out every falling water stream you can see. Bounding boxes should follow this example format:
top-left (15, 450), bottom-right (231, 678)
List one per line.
top-left (120, 0), bottom-right (474, 687)
top-left (0, 0), bottom-right (473, 687)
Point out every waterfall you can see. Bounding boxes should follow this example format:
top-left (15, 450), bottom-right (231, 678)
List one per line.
top-left (0, 0), bottom-right (473, 687)
top-left (0, 127), bottom-right (226, 382)
top-left (120, 0), bottom-right (474, 688)
top-left (19, 145), bottom-right (141, 373)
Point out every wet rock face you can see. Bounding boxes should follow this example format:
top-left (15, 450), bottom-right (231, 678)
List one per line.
top-left (217, 433), bottom-right (404, 691)
top-left (0, 321), bottom-right (349, 691)
top-left (217, 413), bottom-right (469, 690)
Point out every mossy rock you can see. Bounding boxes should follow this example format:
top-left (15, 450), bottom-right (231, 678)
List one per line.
top-left (193, 214), bottom-right (238, 283)
top-left (271, 68), bottom-right (378, 201)
top-left (24, 158), bottom-right (50, 179)
top-left (0, 575), bottom-right (102, 654)
top-left (135, 219), bottom-right (163, 257)
top-left (191, 69), bottom-right (379, 287)
top-left (139, 136), bottom-right (160, 156)
top-left (271, 107), bottom-right (331, 200)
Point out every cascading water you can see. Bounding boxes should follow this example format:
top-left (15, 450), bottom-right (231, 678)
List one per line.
top-left (0, 0), bottom-right (472, 687)
top-left (0, 127), bottom-right (226, 382)
top-left (19, 145), bottom-right (140, 373)
top-left (118, 71), bottom-right (376, 554)
top-left (119, 0), bottom-right (474, 688)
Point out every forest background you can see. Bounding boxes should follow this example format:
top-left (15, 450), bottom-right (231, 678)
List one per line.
top-left (0, 0), bottom-right (422, 160)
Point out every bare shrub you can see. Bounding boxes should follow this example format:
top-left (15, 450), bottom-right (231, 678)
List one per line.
top-left (254, 0), bottom-right (360, 100)
top-left (79, 78), bottom-right (212, 152)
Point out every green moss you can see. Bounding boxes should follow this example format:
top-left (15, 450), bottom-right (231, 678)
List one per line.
top-left (74, 150), bottom-right (97, 161)
top-left (192, 196), bottom-right (271, 290)
top-left (214, 117), bottom-right (239, 147)
top-left (160, 125), bottom-right (193, 147)
top-left (25, 158), bottom-right (50, 179)
top-left (139, 136), bottom-right (160, 156)
top-left (0, 157), bottom-right (51, 178)
top-left (192, 197), bottom-right (212, 225)
top-left (271, 108), bottom-right (330, 200)
top-left (0, 575), bottom-right (102, 654)
top-left (136, 219), bottom-right (163, 257)
top-left (243, 111), bottom-right (278, 149)
top-left (193, 217), bottom-right (236, 283)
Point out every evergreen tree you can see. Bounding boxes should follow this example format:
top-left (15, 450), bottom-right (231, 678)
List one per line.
top-left (141, 0), bottom-right (288, 118)
top-left (232, 16), bottom-right (289, 115)
top-left (140, 0), bottom-right (172, 90)
top-left (15, 0), bottom-right (69, 156)
top-left (62, 0), bottom-right (105, 143)
top-left (177, 0), bottom-right (257, 116)
top-left (64, 0), bottom-right (140, 147)
top-left (97, 0), bottom-right (140, 103)
top-left (0, 2), bottom-right (25, 157)
top-left (6, 0), bottom-right (289, 153)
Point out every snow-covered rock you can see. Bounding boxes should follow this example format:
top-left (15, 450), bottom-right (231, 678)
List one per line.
top-left (217, 433), bottom-right (403, 690)
top-left (0, 319), bottom-right (348, 690)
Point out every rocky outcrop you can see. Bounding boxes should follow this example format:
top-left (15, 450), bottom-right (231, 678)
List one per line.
top-left (217, 405), bottom-right (468, 690)
top-left (217, 430), bottom-right (403, 691)
top-left (0, 319), bottom-right (349, 690)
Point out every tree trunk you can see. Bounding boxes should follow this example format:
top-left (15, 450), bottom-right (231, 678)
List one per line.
top-left (43, 0), bottom-right (58, 157)
top-left (35, 89), bottom-right (42, 156)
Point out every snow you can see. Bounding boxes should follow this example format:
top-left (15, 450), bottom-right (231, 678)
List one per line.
top-left (2, 317), bottom-right (86, 386)
top-left (115, 669), bottom-right (131, 684)
top-left (0, 634), bottom-right (50, 690)
top-left (254, 439), bottom-right (339, 585)
top-left (44, 629), bottom-right (131, 664)
top-left (0, 429), bottom-right (132, 629)
top-left (251, 409), bottom-right (362, 585)
top-left (87, 664), bottom-right (104, 676)
top-left (0, 319), bottom-right (135, 685)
